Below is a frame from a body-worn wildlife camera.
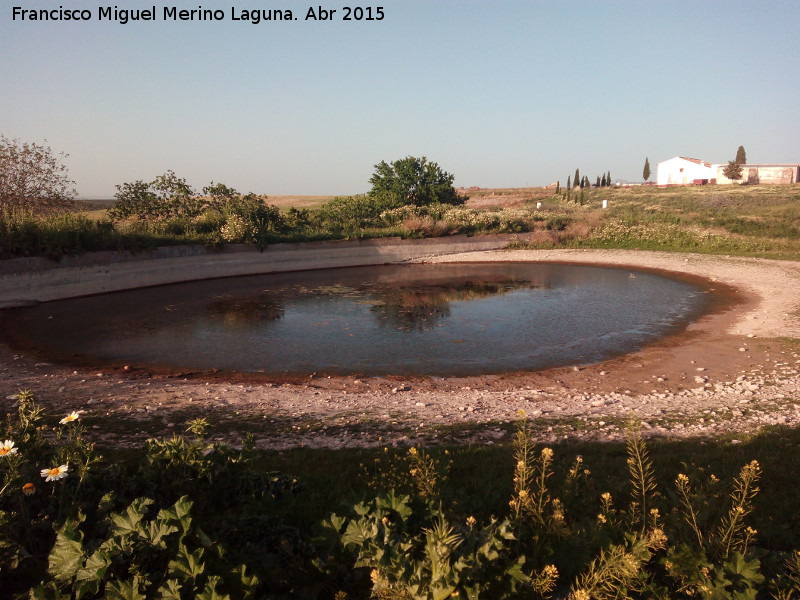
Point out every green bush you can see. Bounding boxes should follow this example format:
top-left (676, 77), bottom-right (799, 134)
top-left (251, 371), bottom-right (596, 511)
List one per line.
top-left (3, 392), bottom-right (800, 598)
top-left (0, 209), bottom-right (118, 259)
top-left (31, 495), bottom-right (259, 600)
top-left (315, 194), bottom-right (403, 236)
top-left (324, 417), bottom-right (800, 599)
top-left (219, 195), bottom-right (286, 249)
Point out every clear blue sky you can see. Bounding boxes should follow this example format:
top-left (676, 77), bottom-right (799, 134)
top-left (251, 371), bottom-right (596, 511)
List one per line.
top-left (2, 0), bottom-right (799, 198)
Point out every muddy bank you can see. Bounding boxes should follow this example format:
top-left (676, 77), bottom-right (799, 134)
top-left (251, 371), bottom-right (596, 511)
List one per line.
top-left (1, 248), bottom-right (799, 450)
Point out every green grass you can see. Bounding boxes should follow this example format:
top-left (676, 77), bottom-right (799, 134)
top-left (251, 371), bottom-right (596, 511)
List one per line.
top-left (6, 184), bottom-right (800, 260)
top-left (205, 425), bottom-right (800, 550)
top-left (506, 184), bottom-right (800, 259)
top-left (5, 389), bottom-right (800, 598)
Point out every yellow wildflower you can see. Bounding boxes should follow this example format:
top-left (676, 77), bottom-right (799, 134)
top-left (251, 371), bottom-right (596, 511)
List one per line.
top-left (542, 564), bottom-right (558, 578)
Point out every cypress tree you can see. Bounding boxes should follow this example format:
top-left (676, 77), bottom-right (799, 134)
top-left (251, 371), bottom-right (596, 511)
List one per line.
top-left (567, 175), bottom-right (571, 191)
top-left (736, 145), bottom-right (747, 164)
top-left (596, 175), bottom-right (601, 187)
top-left (574, 168), bottom-right (580, 190)
top-left (607, 171), bottom-right (612, 186)
top-left (643, 157), bottom-right (651, 181)
top-left (555, 181), bottom-right (560, 195)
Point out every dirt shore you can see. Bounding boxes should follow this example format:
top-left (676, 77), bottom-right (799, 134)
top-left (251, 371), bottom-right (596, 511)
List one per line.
top-left (1, 249), bottom-right (799, 450)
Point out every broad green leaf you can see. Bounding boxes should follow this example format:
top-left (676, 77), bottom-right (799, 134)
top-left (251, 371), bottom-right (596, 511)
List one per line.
top-left (28, 582), bottom-right (61, 600)
top-left (144, 519), bottom-right (178, 548)
top-left (158, 496), bottom-right (194, 534)
top-left (73, 548), bottom-right (111, 599)
top-left (105, 577), bottom-right (146, 600)
top-left (232, 564), bottom-right (259, 592)
top-left (48, 522), bottom-right (85, 581)
top-left (156, 579), bottom-right (183, 600)
top-left (168, 543), bottom-right (205, 580)
top-left (111, 498), bottom-right (153, 536)
top-left (197, 576), bottom-right (231, 600)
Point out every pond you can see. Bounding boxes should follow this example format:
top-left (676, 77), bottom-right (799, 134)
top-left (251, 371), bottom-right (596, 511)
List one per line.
top-left (1, 262), bottom-right (714, 377)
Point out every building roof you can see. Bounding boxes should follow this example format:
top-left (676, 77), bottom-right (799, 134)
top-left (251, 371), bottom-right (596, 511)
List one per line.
top-left (678, 157), bottom-right (714, 167)
top-left (731, 163), bottom-right (800, 167)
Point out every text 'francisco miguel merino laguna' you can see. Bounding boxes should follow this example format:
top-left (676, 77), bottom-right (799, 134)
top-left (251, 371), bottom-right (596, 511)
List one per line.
top-left (11, 5), bottom-right (385, 24)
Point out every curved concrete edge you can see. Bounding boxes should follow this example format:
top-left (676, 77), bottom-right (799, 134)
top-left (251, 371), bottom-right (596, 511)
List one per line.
top-left (0, 234), bottom-right (521, 307)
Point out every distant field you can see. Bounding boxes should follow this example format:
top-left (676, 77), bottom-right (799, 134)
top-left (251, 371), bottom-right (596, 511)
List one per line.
top-left (264, 194), bottom-right (336, 210)
top-left (39, 184), bottom-right (798, 262)
top-left (74, 195), bottom-right (336, 214)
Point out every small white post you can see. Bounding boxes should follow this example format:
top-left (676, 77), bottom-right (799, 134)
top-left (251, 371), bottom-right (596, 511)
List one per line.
top-left (536, 201), bottom-right (542, 210)
top-left (602, 199), bottom-right (608, 209)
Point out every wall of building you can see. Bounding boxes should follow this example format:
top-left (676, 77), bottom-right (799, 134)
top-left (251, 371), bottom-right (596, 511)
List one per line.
top-left (656, 157), bottom-right (716, 185)
top-left (715, 164), bottom-right (799, 185)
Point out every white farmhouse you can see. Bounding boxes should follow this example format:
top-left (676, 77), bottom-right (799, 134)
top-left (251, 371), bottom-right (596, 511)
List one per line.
top-left (657, 156), bottom-right (799, 186)
top-left (656, 157), bottom-right (717, 186)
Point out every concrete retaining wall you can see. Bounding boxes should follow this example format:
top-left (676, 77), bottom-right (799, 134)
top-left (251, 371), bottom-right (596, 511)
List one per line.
top-left (0, 235), bottom-right (518, 307)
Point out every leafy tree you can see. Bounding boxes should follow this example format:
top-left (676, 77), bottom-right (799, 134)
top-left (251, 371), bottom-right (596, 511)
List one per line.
top-left (203, 181), bottom-right (239, 210)
top-left (643, 157), bottom-right (651, 181)
top-left (723, 160), bottom-right (743, 182)
top-left (735, 145), bottom-right (747, 165)
top-left (151, 170), bottom-right (205, 218)
top-left (0, 135), bottom-right (76, 211)
top-left (368, 156), bottom-right (464, 207)
top-left (108, 180), bottom-right (159, 221)
top-left (110, 171), bottom-right (197, 221)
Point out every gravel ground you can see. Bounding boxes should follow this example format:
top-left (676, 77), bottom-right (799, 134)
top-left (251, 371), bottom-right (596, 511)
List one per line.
top-left (1, 249), bottom-right (798, 450)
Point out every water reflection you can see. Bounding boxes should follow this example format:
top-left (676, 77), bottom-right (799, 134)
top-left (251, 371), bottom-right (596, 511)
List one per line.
top-left (370, 281), bottom-right (531, 331)
top-left (207, 296), bottom-right (284, 328)
top-left (0, 263), bottom-right (712, 376)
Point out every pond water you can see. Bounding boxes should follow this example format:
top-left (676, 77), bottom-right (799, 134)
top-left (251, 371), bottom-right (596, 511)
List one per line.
top-left (1, 263), bottom-right (713, 376)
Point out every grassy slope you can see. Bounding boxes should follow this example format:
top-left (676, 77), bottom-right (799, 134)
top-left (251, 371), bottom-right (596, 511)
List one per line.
top-left (17, 185), bottom-right (800, 551)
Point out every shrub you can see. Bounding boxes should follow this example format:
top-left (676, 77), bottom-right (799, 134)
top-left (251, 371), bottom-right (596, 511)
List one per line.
top-left (325, 416), bottom-right (797, 599)
top-left (0, 136), bottom-right (76, 212)
top-left (0, 208), bottom-right (118, 259)
top-left (315, 194), bottom-right (403, 236)
top-left (219, 194), bottom-right (285, 249)
top-left (31, 495), bottom-right (260, 600)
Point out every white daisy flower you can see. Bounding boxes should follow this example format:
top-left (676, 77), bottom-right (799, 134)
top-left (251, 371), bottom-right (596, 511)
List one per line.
top-left (40, 464), bottom-right (69, 481)
top-left (60, 411), bottom-right (81, 425)
top-left (0, 440), bottom-right (18, 456)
